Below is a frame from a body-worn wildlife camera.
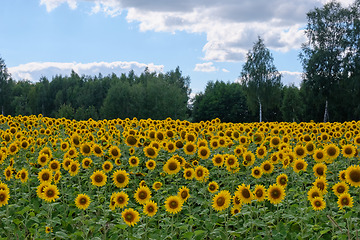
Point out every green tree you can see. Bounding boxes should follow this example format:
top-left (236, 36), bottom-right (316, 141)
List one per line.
top-left (0, 57), bottom-right (14, 116)
top-left (281, 85), bottom-right (303, 122)
top-left (240, 37), bottom-right (282, 122)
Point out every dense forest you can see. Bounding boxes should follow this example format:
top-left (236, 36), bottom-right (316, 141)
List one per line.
top-left (1, 0), bottom-right (359, 123)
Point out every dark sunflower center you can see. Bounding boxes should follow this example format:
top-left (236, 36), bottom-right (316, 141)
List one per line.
top-left (148, 162), bottom-right (154, 167)
top-left (94, 147), bottom-right (101, 154)
top-left (127, 136), bottom-right (137, 145)
top-left (6, 170), bottom-right (11, 177)
top-left (296, 149), bottom-right (304, 156)
top-left (0, 193), bottom-right (5, 201)
top-left (242, 189), bottom-right (250, 199)
top-left (316, 168), bottom-right (324, 175)
top-left (71, 164), bottom-right (77, 172)
top-left (280, 177), bottom-right (287, 185)
top-left (228, 158), bottom-right (235, 165)
top-left (315, 200), bottom-right (321, 207)
top-left (312, 192), bottom-right (319, 198)
top-left (139, 191), bottom-right (147, 200)
top-left (349, 170), bottom-right (360, 182)
top-left (341, 198), bottom-right (349, 205)
top-left (186, 171), bottom-right (192, 177)
top-left (196, 170), bottom-right (203, 177)
top-left (147, 206), bottom-right (154, 212)
top-left (216, 196), bottom-right (225, 207)
top-left (40, 157), bottom-right (47, 163)
top-left (256, 189), bottom-right (263, 197)
top-left (117, 174), bottom-right (125, 183)
top-left (186, 145), bottom-right (194, 152)
top-left (337, 186), bottom-right (345, 193)
top-left (245, 155), bottom-right (252, 162)
top-left (215, 157), bottom-right (222, 163)
top-left (258, 149), bottom-right (265, 155)
top-left (104, 164), bottom-right (110, 170)
top-left (84, 160), bottom-right (90, 166)
top-left (125, 213), bottom-right (134, 221)
top-left (181, 191), bottom-right (188, 199)
top-left (296, 163), bottom-right (304, 170)
top-left (82, 145), bottom-right (91, 154)
top-left (345, 148), bottom-right (353, 155)
top-left (80, 198), bottom-right (87, 205)
top-left (170, 200), bottom-right (178, 209)
top-left (209, 184), bottom-right (216, 191)
top-left (254, 170), bottom-right (260, 175)
top-left (95, 175), bottom-right (103, 183)
top-left (147, 148), bottom-right (156, 156)
top-left (46, 190), bottom-right (54, 197)
top-left (317, 182), bottom-right (325, 190)
top-left (169, 162), bottom-right (178, 171)
top-left (10, 146), bottom-right (16, 152)
top-left (117, 197), bottom-right (124, 204)
top-left (327, 147), bottom-right (336, 156)
top-left (42, 173), bottom-right (50, 180)
top-left (200, 149), bottom-right (208, 156)
top-left (21, 172), bottom-right (26, 179)
top-left (271, 189), bottom-right (280, 199)
top-left (51, 163), bottom-right (58, 169)
top-left (111, 149), bottom-right (119, 157)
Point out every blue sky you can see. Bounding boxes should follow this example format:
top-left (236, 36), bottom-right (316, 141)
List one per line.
top-left (0, 0), bottom-right (354, 95)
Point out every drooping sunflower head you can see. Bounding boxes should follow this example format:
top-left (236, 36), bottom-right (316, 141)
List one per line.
top-left (75, 193), bottom-right (91, 210)
top-left (212, 190), bottom-right (231, 212)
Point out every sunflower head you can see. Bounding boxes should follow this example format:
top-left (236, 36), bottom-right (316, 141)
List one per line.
top-left (235, 184), bottom-right (253, 204)
top-left (134, 186), bottom-right (152, 205)
top-left (90, 170), bottom-right (107, 187)
top-left (178, 186), bottom-right (190, 202)
top-left (267, 184), bottom-right (286, 205)
top-left (75, 194), bottom-right (91, 210)
top-left (165, 195), bottom-right (183, 214)
top-left (122, 208), bottom-right (140, 226)
top-left (143, 200), bottom-right (158, 217)
top-left (311, 197), bottom-right (326, 211)
top-left (208, 181), bottom-right (219, 193)
top-left (345, 165), bottom-right (360, 187)
top-left (337, 193), bottom-right (353, 210)
top-left (212, 190), bottom-right (231, 211)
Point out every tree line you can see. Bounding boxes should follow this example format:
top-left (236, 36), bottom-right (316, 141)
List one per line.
top-left (1, 0), bottom-right (359, 122)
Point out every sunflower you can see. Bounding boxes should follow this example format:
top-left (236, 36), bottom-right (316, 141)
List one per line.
top-left (337, 193), bottom-right (353, 210)
top-left (267, 184), bottom-right (286, 205)
top-left (313, 149), bottom-right (325, 162)
top-left (311, 197), bottom-right (326, 211)
top-left (128, 156), bottom-right (139, 167)
top-left (235, 184), bottom-right (253, 204)
top-left (345, 165), bottom-right (360, 187)
top-left (293, 159), bottom-right (308, 173)
top-left (231, 206), bottom-right (242, 216)
top-left (38, 168), bottom-right (52, 183)
top-left (62, 158), bottom-right (72, 171)
top-left (183, 142), bottom-right (197, 155)
top-left (8, 142), bottom-right (19, 155)
top-left (143, 200), bottom-right (158, 217)
top-left (53, 171), bottom-right (61, 184)
top-left (68, 161), bottom-right (80, 176)
top-left (183, 168), bottom-right (195, 180)
top-left (114, 191), bottom-right (129, 208)
top-left (211, 190), bottom-right (231, 211)
top-left (196, 146), bottom-right (210, 160)
top-left (259, 160), bottom-right (273, 174)
top-left (338, 169), bottom-right (346, 182)
top-left (324, 144), bottom-right (340, 162)
top-left (313, 177), bottom-right (327, 194)
top-left (60, 141), bottom-right (69, 151)
top-left (134, 186), bottom-right (152, 205)
top-left (270, 136), bottom-right (281, 149)
top-left (242, 151), bottom-right (255, 167)
top-left (75, 194), bottom-right (91, 210)
top-left (164, 195), bottom-right (183, 214)
top-left (4, 166), bottom-right (12, 181)
top-left (0, 189), bottom-right (10, 207)
top-left (256, 146), bottom-right (267, 159)
top-left (18, 169), bottom-right (29, 183)
top-left (177, 186), bottom-right (190, 202)
top-left (253, 185), bottom-right (267, 202)
top-left (251, 166), bottom-right (263, 179)
top-left (354, 136), bottom-right (360, 146)
top-left (43, 184), bottom-right (60, 202)
top-left (108, 146), bottom-right (121, 160)
top-left (145, 160), bottom-right (156, 170)
top-left (225, 155), bottom-right (239, 169)
top-left (208, 181), bottom-right (219, 193)
top-left (70, 133), bottom-right (81, 147)
top-left (125, 135), bottom-right (138, 147)
top-left (307, 186), bottom-right (323, 201)
top-left (212, 154), bottom-right (224, 167)
top-left (332, 182), bottom-right (349, 197)
top-left (80, 143), bottom-right (92, 156)
top-left (194, 165), bottom-right (209, 182)
top-left (37, 153), bottom-right (49, 167)
top-left (313, 163), bottom-right (327, 178)
top-left (210, 139), bottom-right (219, 149)
top-left (66, 147), bottom-right (78, 159)
top-left (49, 160), bottom-right (61, 172)
top-left (152, 181), bottom-right (162, 191)
top-left (122, 208), bottom-right (140, 227)
top-left (294, 145), bottom-right (307, 159)
top-left (342, 144), bottom-right (356, 158)
top-left (90, 170), bottom-right (107, 187)
top-left (82, 158), bottom-right (92, 169)
top-left (252, 133), bottom-right (264, 144)
top-left (45, 226), bottom-right (53, 234)
top-left (276, 174), bottom-right (288, 188)
top-left (102, 161), bottom-right (113, 173)
top-left (144, 146), bottom-right (158, 159)
top-left (92, 143), bottom-right (103, 157)
top-left (163, 158), bottom-right (181, 175)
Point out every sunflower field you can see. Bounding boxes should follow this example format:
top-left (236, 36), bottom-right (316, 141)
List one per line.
top-left (1, 115), bottom-right (360, 239)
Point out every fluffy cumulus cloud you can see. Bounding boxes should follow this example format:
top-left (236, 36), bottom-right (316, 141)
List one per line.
top-left (39, 0), bottom-right (356, 62)
top-left (8, 61), bottom-right (164, 82)
top-left (280, 71), bottom-right (303, 87)
top-left (194, 62), bottom-right (217, 72)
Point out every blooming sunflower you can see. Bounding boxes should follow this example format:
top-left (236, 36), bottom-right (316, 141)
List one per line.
top-left (134, 186), bottom-right (152, 205)
top-left (4, 166), bottom-right (13, 181)
top-left (152, 181), bottom-right (162, 191)
top-left (267, 184), bottom-right (286, 205)
top-left (125, 135), bottom-right (138, 147)
top-left (146, 160), bottom-right (156, 170)
top-left (270, 136), bottom-right (281, 149)
top-left (166, 142), bottom-right (176, 153)
top-left (178, 186), bottom-right (190, 202)
top-left (122, 208), bottom-right (140, 227)
top-left (313, 149), bottom-right (326, 162)
top-left (313, 163), bottom-right (327, 178)
top-left (208, 181), bottom-right (219, 193)
top-left (338, 169), bottom-right (346, 182)
top-left (68, 161), bottom-right (80, 176)
top-left (45, 226), bottom-right (52, 234)
top-left (212, 190), bottom-right (231, 211)
top-left (256, 146), bottom-right (267, 159)
top-left (75, 194), bottom-right (91, 210)
top-left (235, 184), bottom-right (253, 204)
top-left (38, 168), bottom-right (52, 183)
top-left (332, 182), bottom-right (349, 197)
top-left (49, 160), bottom-right (61, 172)
top-left (90, 170), bottom-right (107, 187)
top-left (293, 159), bottom-right (308, 173)
top-left (129, 156), bottom-right (140, 167)
top-left (164, 195), bottom-right (183, 214)
top-left (114, 191), bottom-right (129, 208)
top-left (307, 186), bottom-right (323, 201)
top-left (80, 143), bottom-right (92, 156)
top-left (194, 165), bottom-right (209, 182)
top-left (341, 144), bottom-right (356, 158)
top-left (183, 168), bottom-right (195, 180)
top-left (324, 144), bottom-right (340, 162)
top-left (37, 153), bottom-right (49, 167)
top-left (108, 145), bottom-right (121, 160)
top-left (313, 177), bottom-right (328, 194)
top-left (261, 160), bottom-right (274, 174)
top-left (251, 166), bottom-right (263, 179)
top-left (60, 141), bottom-right (69, 151)
top-left (92, 143), bottom-right (103, 157)
top-left (234, 146), bottom-right (244, 157)
top-left (0, 189), bottom-right (10, 207)
top-left (18, 169), bottom-right (29, 183)
top-left (42, 184), bottom-right (59, 202)
top-left (294, 145), bottom-right (307, 159)
top-left (311, 197), bottom-right (326, 211)
top-left (143, 200), bottom-right (158, 217)
top-left (144, 146), bottom-right (158, 159)
top-left (345, 165), bottom-right (360, 187)
top-left (253, 185), bottom-right (267, 202)
top-left (53, 171), bottom-right (61, 184)
top-left (337, 193), bottom-right (353, 210)
top-left (62, 158), bottom-right (72, 171)
top-left (183, 142), bottom-right (197, 155)
top-left (197, 146), bottom-right (211, 160)
top-left (231, 206), bottom-right (242, 216)
top-left (212, 154), bottom-right (224, 167)
top-left (224, 155), bottom-right (239, 169)
top-left (112, 169), bottom-right (129, 188)
top-left (82, 158), bottom-right (92, 169)
top-left (102, 161), bottom-right (113, 173)
top-left (163, 157), bottom-right (181, 175)
top-left (242, 151), bottom-right (255, 167)
top-left (276, 173), bottom-right (288, 188)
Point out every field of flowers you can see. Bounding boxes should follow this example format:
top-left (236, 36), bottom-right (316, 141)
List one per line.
top-left (0, 115), bottom-right (360, 239)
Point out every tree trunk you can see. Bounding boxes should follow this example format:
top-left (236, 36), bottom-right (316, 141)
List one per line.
top-left (323, 99), bottom-right (329, 122)
top-left (258, 97), bottom-right (262, 122)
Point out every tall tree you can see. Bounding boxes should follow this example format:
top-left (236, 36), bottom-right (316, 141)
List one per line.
top-left (0, 57), bottom-right (13, 115)
top-left (240, 37), bottom-right (282, 122)
top-left (299, 1), bottom-right (351, 122)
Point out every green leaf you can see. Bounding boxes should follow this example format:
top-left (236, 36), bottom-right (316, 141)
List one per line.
top-left (182, 232), bottom-right (194, 239)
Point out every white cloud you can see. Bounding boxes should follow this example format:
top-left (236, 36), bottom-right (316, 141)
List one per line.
top-left (194, 62), bottom-right (218, 72)
top-left (222, 68), bottom-right (229, 73)
top-left (8, 61), bottom-right (164, 82)
top-left (280, 70), bottom-right (303, 87)
top-left (39, 0), bottom-right (357, 61)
